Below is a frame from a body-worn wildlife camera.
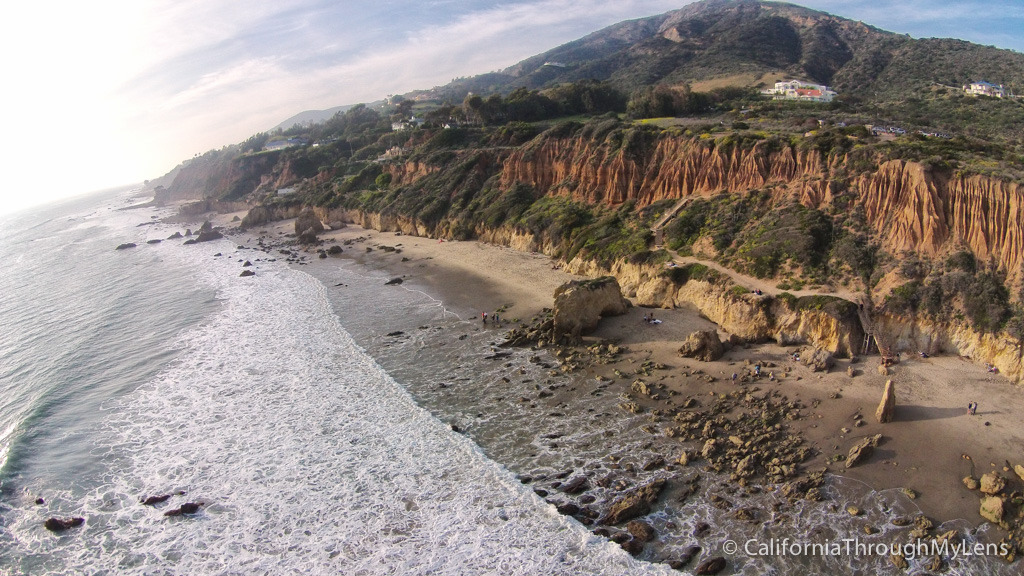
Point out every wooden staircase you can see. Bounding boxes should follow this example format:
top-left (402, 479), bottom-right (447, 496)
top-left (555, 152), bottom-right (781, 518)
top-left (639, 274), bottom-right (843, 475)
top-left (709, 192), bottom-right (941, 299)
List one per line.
top-left (651, 197), bottom-right (693, 248)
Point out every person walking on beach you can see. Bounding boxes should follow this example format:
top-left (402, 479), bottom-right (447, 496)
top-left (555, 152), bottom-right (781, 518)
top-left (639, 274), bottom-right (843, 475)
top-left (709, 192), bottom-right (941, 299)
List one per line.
top-left (967, 401), bottom-right (977, 415)
top-left (482, 312), bottom-right (487, 324)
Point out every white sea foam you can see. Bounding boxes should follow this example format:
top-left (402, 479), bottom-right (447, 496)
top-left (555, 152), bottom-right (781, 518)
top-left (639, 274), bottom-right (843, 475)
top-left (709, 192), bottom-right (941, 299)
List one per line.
top-left (5, 240), bottom-right (673, 575)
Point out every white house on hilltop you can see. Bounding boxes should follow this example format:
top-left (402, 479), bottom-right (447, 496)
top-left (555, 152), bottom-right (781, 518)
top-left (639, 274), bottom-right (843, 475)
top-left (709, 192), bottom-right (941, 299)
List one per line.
top-left (762, 80), bottom-right (837, 103)
top-left (964, 81), bottom-right (1007, 98)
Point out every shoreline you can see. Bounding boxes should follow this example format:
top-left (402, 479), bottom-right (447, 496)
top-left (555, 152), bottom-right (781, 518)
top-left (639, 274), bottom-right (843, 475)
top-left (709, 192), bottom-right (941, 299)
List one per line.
top-left (208, 211), bottom-right (1024, 564)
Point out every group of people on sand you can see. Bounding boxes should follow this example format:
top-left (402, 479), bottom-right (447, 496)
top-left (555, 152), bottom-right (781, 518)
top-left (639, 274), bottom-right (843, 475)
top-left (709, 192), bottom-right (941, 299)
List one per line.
top-left (481, 311), bottom-right (501, 326)
top-left (642, 313), bottom-right (662, 325)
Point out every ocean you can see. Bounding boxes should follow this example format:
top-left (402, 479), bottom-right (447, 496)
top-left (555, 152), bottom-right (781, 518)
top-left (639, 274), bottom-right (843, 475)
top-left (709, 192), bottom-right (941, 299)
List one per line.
top-left (0, 188), bottom-right (1012, 575)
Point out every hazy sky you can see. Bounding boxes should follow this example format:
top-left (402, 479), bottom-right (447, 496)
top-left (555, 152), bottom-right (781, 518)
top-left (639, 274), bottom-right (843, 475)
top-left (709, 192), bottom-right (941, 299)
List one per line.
top-left (1, 0), bottom-right (1021, 214)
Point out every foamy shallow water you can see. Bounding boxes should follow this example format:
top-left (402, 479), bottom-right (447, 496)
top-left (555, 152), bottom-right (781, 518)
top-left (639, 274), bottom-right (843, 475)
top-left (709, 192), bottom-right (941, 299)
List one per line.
top-left (3, 237), bottom-right (671, 575)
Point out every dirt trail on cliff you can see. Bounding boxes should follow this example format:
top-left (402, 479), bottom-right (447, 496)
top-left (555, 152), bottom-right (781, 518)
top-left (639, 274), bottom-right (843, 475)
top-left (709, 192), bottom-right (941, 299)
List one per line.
top-left (666, 250), bottom-right (863, 303)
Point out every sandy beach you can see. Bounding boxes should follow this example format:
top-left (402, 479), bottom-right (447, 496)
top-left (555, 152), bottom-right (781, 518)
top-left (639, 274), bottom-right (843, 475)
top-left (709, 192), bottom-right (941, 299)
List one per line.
top-left (221, 212), bottom-right (1024, 542)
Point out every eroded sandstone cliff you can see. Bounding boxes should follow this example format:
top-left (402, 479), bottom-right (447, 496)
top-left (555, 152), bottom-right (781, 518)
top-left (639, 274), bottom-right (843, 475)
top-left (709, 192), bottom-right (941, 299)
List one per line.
top-left (498, 134), bottom-right (1023, 282)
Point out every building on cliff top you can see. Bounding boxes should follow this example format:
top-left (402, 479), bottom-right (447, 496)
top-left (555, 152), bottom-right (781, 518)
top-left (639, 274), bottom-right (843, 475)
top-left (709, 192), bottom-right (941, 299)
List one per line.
top-left (964, 81), bottom-right (1008, 98)
top-left (762, 80), bottom-right (837, 103)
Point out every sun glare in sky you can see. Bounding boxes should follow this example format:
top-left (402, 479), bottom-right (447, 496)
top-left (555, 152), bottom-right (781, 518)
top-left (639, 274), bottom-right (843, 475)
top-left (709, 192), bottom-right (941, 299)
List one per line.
top-left (0, 0), bottom-right (1021, 215)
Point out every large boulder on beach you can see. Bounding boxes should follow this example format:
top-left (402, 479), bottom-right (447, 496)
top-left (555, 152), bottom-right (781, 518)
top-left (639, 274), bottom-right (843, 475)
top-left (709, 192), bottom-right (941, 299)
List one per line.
top-left (552, 277), bottom-right (629, 345)
top-left (980, 495), bottom-right (1005, 524)
top-left (980, 472), bottom-right (1006, 495)
top-left (802, 348), bottom-right (835, 372)
top-left (846, 434), bottom-right (883, 468)
top-left (240, 205), bottom-right (272, 230)
top-left (295, 208), bottom-right (324, 242)
top-left (678, 329), bottom-right (724, 362)
top-left (598, 478), bottom-right (665, 525)
top-left (115, 243), bottom-right (137, 250)
top-left (875, 379), bottom-right (896, 423)
top-left (193, 230), bottom-right (223, 243)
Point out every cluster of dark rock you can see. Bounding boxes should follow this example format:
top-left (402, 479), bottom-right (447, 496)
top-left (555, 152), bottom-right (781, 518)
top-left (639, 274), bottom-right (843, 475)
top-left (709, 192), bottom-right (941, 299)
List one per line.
top-left (42, 491), bottom-right (204, 534)
top-left (115, 221), bottom-right (225, 251)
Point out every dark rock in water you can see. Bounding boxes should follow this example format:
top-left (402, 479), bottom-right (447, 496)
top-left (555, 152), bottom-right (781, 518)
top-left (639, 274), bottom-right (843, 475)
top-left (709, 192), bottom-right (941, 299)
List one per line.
top-left (599, 478), bottom-right (666, 525)
top-left (164, 502), bottom-right (204, 517)
top-left (35, 497), bottom-right (45, 505)
top-left (213, 253), bottom-right (222, 257)
top-left (484, 352), bottom-right (512, 360)
top-left (318, 250), bottom-right (327, 259)
top-left (561, 476), bottom-right (588, 494)
top-left (199, 221), bottom-right (213, 233)
top-left (141, 494), bottom-right (171, 506)
top-left (693, 522), bottom-right (711, 537)
top-left (620, 537), bottom-right (644, 556)
top-left (609, 532), bottom-right (632, 544)
top-left (183, 239), bottom-right (196, 245)
top-left (167, 232), bottom-right (183, 239)
top-left (240, 270), bottom-right (256, 277)
top-left (193, 230), bottom-right (223, 243)
top-left (385, 277), bottom-right (403, 285)
top-left (555, 502), bottom-right (580, 516)
top-left (44, 517), bottom-right (85, 532)
top-left (626, 519), bottom-right (656, 542)
top-left (386, 331), bottom-right (405, 337)
top-left (669, 546), bottom-right (702, 569)
top-left (185, 229), bottom-right (193, 236)
top-left (695, 556), bottom-right (726, 575)
top-left (327, 245), bottom-right (343, 255)
top-left (242, 261), bottom-right (252, 267)
top-left (146, 239), bottom-right (162, 244)
top-left (136, 221), bottom-right (158, 227)
top-left (450, 424), bottom-right (462, 433)
top-left (115, 243), bottom-right (137, 250)
top-left (298, 228), bottom-right (319, 245)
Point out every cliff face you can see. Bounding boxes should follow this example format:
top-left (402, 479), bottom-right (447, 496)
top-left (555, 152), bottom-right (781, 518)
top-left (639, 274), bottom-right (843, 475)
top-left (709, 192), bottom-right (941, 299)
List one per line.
top-left (871, 314), bottom-right (1023, 384)
top-left (166, 152), bottom-right (284, 202)
top-left (499, 137), bottom-right (832, 208)
top-left (565, 257), bottom-right (863, 357)
top-left (857, 160), bottom-right (1024, 279)
top-left (497, 134), bottom-right (1023, 281)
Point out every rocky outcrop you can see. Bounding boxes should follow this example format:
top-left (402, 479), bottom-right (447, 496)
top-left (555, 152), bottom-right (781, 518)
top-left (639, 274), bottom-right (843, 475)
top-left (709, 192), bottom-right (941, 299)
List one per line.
top-left (875, 379), bottom-right (896, 423)
top-left (598, 478), bottom-right (666, 525)
top-left (295, 208), bottom-right (325, 244)
top-left (552, 277), bottom-right (629, 344)
top-left (571, 258), bottom-right (863, 356)
top-left (980, 496), bottom-right (1005, 524)
top-left (846, 434), bottom-right (883, 468)
top-left (980, 472), bottom-right (1006, 495)
top-left (678, 329), bottom-right (725, 361)
top-left (802, 349), bottom-right (835, 372)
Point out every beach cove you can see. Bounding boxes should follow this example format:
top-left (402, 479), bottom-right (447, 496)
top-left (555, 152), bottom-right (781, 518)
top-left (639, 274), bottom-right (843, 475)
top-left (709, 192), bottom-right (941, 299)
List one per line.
top-left (205, 206), bottom-right (1024, 574)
